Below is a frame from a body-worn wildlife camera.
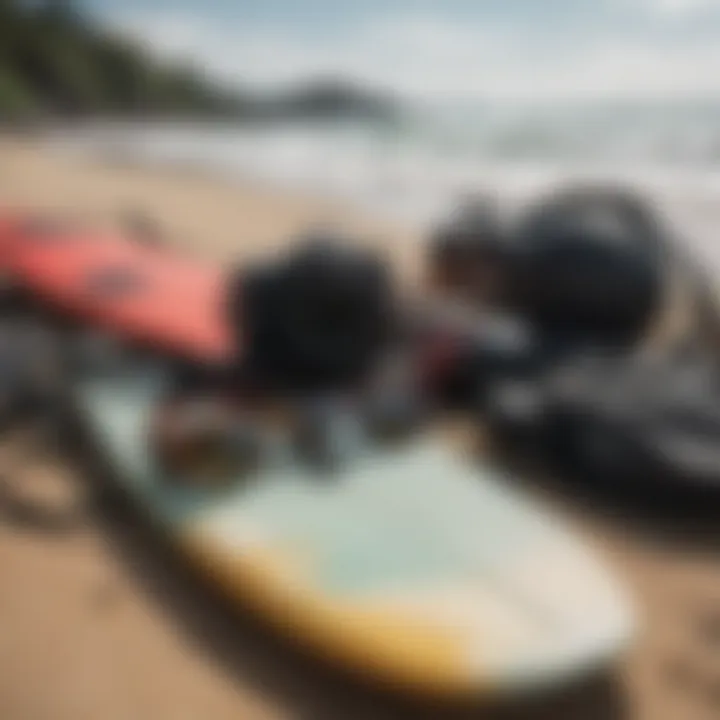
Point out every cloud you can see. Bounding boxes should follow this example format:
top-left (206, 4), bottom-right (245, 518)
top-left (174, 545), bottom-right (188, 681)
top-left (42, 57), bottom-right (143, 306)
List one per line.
top-left (106, 8), bottom-right (720, 101)
top-left (642, 0), bottom-right (720, 13)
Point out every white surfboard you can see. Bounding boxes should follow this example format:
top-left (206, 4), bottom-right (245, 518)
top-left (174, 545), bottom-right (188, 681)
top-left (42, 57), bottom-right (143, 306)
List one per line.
top-left (74, 364), bottom-right (634, 699)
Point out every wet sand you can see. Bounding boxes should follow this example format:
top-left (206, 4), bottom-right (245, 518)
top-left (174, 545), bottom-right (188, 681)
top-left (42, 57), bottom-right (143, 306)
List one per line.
top-left (2, 138), bottom-right (720, 720)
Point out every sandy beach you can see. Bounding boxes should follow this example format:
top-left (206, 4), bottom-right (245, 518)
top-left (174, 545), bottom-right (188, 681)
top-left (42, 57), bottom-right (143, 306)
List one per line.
top-left (3, 136), bottom-right (720, 720)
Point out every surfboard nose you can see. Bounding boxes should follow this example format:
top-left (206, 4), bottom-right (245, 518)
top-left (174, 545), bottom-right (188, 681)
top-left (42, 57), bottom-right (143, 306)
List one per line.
top-left (486, 595), bottom-right (633, 695)
top-left (459, 545), bottom-right (635, 694)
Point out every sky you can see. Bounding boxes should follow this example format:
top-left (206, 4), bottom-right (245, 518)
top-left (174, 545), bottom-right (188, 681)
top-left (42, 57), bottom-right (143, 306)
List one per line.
top-left (79, 0), bottom-right (720, 102)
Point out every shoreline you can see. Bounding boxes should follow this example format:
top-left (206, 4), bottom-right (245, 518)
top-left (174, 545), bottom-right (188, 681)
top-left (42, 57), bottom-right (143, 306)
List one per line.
top-left (34, 124), bottom-right (720, 293)
top-left (0, 135), bottom-right (423, 280)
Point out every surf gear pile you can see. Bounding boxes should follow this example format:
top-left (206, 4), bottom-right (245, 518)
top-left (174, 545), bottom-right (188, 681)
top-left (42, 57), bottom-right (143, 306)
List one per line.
top-left (426, 185), bottom-right (720, 492)
top-left (4, 182), bottom-right (718, 699)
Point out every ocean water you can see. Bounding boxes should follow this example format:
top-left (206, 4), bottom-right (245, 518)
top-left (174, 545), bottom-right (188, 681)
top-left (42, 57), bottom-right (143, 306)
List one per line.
top-left (49, 102), bottom-right (720, 269)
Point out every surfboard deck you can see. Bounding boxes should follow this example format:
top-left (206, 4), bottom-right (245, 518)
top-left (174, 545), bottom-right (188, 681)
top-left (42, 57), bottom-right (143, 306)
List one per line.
top-left (73, 362), bottom-right (634, 698)
top-left (0, 216), bottom-right (232, 362)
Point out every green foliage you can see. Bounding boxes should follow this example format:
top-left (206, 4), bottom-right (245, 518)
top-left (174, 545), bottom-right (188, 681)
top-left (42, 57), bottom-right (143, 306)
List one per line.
top-left (0, 63), bottom-right (40, 117)
top-left (0, 0), bottom-right (242, 119)
top-left (0, 0), bottom-right (396, 122)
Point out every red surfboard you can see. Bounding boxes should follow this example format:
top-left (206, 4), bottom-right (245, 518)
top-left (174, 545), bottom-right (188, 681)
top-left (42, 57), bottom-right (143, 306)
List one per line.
top-left (0, 214), bottom-right (234, 363)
